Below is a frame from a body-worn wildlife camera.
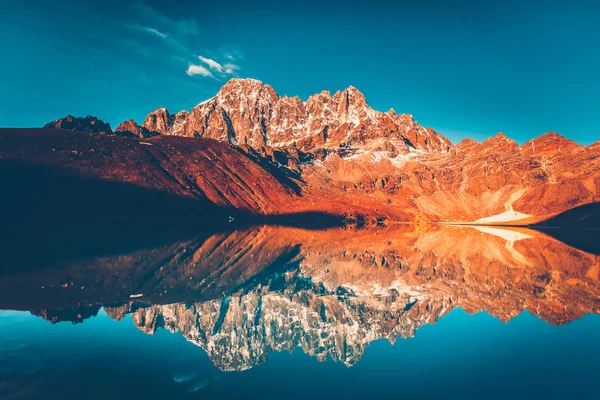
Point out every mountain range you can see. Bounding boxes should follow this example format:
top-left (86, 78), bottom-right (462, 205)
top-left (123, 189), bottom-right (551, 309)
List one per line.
top-left (10, 77), bottom-right (599, 224)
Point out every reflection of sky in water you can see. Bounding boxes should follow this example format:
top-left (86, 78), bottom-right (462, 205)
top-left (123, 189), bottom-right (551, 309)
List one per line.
top-left (1, 307), bottom-right (600, 399)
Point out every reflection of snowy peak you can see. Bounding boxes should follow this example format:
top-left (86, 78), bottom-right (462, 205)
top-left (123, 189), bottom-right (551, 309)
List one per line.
top-left (128, 272), bottom-right (449, 372)
top-left (13, 224), bottom-right (600, 370)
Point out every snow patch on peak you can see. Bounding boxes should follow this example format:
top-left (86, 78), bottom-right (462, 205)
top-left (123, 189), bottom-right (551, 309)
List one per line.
top-left (147, 107), bottom-right (169, 116)
top-left (226, 77), bottom-right (264, 86)
top-left (196, 96), bottom-right (216, 107)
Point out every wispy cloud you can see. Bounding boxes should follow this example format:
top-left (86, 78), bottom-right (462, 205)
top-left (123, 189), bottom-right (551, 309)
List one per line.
top-left (132, 1), bottom-right (198, 38)
top-left (224, 63), bottom-right (240, 74)
top-left (127, 24), bottom-right (167, 39)
top-left (119, 2), bottom-right (244, 81)
top-left (124, 2), bottom-right (197, 55)
top-left (198, 56), bottom-right (223, 72)
top-left (223, 49), bottom-right (244, 62)
top-left (186, 64), bottom-right (213, 77)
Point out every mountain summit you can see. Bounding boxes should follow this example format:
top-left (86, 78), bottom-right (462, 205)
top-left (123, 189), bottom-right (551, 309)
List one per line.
top-left (140, 78), bottom-right (452, 154)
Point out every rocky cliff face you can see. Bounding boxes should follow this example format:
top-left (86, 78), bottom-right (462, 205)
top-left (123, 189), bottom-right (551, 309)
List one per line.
top-left (141, 79), bottom-right (452, 154)
top-left (114, 119), bottom-right (158, 138)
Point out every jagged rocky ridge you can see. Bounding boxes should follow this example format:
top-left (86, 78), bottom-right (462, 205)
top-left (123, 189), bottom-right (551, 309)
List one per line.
top-left (114, 119), bottom-right (159, 138)
top-left (44, 115), bottom-right (112, 135)
top-left (140, 79), bottom-right (452, 154)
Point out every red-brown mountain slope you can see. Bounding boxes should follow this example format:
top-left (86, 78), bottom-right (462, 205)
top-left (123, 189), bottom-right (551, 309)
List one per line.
top-left (0, 128), bottom-right (301, 215)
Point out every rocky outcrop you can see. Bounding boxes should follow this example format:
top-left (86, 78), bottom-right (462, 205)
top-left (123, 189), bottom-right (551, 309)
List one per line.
top-left (43, 115), bottom-right (112, 135)
top-left (521, 132), bottom-right (580, 156)
top-left (114, 119), bottom-right (158, 138)
top-left (44, 116), bottom-right (158, 139)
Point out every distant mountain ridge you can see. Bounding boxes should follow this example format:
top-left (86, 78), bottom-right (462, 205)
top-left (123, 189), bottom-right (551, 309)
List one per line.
top-left (15, 78), bottom-right (600, 224)
top-left (44, 115), bottom-right (112, 135)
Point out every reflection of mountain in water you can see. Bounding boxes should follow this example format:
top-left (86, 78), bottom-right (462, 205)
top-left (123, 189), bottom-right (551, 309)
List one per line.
top-left (2, 224), bottom-right (599, 371)
top-left (119, 271), bottom-right (441, 371)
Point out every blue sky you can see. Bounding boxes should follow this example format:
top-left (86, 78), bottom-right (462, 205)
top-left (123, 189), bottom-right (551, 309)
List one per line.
top-left (1, 0), bottom-right (599, 144)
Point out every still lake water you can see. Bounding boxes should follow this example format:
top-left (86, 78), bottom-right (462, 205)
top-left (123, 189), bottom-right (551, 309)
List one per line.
top-left (1, 223), bottom-right (599, 399)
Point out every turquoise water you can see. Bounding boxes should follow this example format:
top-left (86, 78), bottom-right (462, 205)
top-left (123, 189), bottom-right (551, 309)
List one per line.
top-left (1, 308), bottom-right (599, 399)
top-left (1, 223), bottom-right (599, 399)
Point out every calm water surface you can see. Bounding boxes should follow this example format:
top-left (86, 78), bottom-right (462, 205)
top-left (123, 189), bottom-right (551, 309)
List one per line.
top-left (1, 223), bottom-right (599, 399)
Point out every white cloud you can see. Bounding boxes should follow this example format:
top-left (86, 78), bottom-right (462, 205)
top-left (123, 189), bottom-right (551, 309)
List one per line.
top-left (224, 63), bottom-right (240, 74)
top-left (222, 49), bottom-right (244, 61)
top-left (186, 64), bottom-right (213, 77)
top-left (198, 56), bottom-right (223, 72)
top-left (189, 56), bottom-right (240, 78)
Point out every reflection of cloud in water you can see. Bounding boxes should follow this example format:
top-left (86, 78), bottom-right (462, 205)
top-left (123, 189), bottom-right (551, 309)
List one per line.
top-left (173, 372), bottom-right (208, 392)
top-left (188, 379), bottom-right (208, 392)
top-left (172, 373), bottom-right (196, 384)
